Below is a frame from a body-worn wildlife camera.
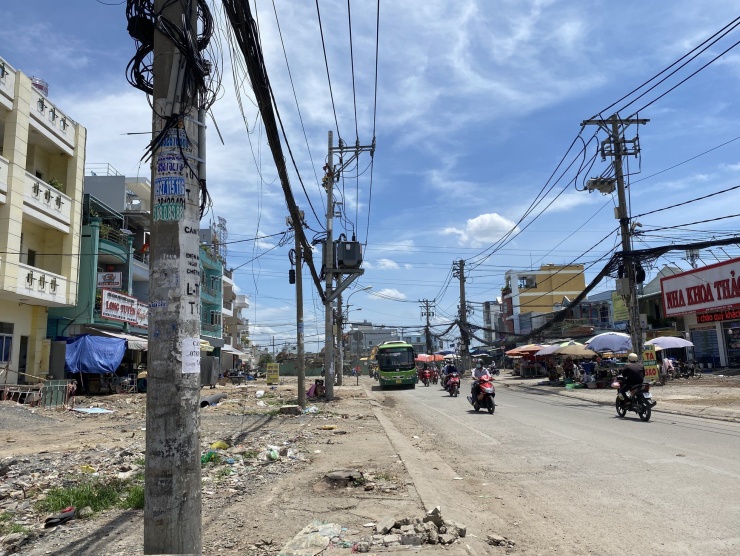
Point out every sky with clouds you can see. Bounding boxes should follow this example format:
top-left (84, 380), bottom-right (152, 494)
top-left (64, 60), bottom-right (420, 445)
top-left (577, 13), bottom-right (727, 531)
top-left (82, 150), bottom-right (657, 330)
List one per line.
top-left (4, 0), bottom-right (740, 350)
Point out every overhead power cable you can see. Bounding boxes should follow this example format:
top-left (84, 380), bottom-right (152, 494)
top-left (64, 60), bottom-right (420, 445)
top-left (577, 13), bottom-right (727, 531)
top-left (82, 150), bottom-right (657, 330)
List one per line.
top-left (315, 0), bottom-right (341, 140)
top-left (221, 0), bottom-right (325, 301)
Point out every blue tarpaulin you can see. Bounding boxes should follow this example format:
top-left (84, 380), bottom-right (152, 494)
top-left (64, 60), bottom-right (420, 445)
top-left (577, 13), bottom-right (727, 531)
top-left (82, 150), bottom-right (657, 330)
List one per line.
top-left (65, 335), bottom-right (126, 375)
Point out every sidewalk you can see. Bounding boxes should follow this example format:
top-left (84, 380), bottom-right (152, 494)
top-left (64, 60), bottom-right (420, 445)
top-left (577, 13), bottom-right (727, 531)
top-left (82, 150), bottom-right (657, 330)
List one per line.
top-left (500, 372), bottom-right (740, 422)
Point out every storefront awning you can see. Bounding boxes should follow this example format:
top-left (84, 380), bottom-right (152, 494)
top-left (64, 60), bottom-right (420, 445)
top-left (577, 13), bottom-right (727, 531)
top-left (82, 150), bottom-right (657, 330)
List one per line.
top-left (222, 344), bottom-right (246, 357)
top-left (86, 327), bottom-right (148, 351)
top-left (200, 340), bottom-right (214, 352)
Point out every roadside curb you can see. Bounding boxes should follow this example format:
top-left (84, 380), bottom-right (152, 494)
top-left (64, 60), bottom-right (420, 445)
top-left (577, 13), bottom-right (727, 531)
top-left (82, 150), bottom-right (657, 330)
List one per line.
top-left (505, 381), bottom-right (740, 423)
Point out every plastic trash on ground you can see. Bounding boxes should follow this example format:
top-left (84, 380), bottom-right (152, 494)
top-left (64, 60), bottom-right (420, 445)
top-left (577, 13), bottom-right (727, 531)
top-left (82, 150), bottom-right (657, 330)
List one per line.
top-left (255, 390), bottom-right (265, 398)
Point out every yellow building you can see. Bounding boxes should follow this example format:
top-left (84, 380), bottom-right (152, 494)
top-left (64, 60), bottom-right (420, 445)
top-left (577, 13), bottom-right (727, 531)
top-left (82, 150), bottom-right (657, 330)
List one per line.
top-left (503, 264), bottom-right (586, 335)
top-left (0, 56), bottom-right (86, 384)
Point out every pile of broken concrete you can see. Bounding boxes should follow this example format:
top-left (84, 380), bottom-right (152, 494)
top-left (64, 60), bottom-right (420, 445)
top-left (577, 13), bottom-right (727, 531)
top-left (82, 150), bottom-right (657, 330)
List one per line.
top-left (358, 507), bottom-right (466, 551)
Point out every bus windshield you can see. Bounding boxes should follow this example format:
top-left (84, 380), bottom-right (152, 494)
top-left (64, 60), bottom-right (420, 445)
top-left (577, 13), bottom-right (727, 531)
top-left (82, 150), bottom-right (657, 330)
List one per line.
top-left (377, 348), bottom-right (415, 370)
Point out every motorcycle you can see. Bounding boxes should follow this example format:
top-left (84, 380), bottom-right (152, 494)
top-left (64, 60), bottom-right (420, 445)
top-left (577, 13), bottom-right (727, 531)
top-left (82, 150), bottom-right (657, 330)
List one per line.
top-left (467, 373), bottom-right (496, 414)
top-left (431, 368), bottom-right (439, 385)
top-left (488, 365), bottom-right (500, 376)
top-left (418, 367), bottom-right (432, 387)
top-left (614, 377), bottom-right (656, 422)
top-left (445, 371), bottom-right (460, 397)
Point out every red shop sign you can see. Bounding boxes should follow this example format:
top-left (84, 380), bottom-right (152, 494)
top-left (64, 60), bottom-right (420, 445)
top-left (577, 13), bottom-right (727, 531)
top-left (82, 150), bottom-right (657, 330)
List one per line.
top-left (696, 308), bottom-right (740, 324)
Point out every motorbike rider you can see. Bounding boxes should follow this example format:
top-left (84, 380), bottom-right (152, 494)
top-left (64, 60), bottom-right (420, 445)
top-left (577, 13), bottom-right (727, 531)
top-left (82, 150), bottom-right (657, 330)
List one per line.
top-left (619, 353), bottom-right (645, 402)
top-left (443, 361), bottom-right (458, 389)
top-left (471, 359), bottom-right (488, 401)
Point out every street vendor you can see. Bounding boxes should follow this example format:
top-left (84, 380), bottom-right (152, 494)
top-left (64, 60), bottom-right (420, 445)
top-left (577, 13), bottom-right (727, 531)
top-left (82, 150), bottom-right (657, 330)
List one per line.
top-left (563, 356), bottom-right (575, 379)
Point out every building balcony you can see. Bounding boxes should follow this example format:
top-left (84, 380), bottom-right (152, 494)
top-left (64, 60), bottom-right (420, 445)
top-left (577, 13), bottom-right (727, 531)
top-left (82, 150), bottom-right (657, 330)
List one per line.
top-left (201, 285), bottom-right (220, 304)
top-left (0, 154), bottom-right (8, 201)
top-left (23, 172), bottom-right (71, 232)
top-left (98, 225), bottom-right (130, 262)
top-left (0, 58), bottom-right (17, 110)
top-left (16, 263), bottom-right (68, 305)
top-left (200, 322), bottom-right (222, 338)
top-left (234, 294), bottom-right (249, 309)
top-left (29, 86), bottom-right (76, 156)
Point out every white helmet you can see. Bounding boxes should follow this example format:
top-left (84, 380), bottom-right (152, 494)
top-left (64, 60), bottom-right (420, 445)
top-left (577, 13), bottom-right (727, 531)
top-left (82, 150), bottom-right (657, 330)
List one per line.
top-left (628, 353), bottom-right (638, 362)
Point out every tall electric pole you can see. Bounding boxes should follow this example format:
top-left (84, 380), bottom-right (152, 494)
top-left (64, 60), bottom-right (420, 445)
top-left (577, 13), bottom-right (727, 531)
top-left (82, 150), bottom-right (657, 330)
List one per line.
top-left (582, 114), bottom-right (648, 360)
top-left (290, 210), bottom-right (306, 408)
top-left (145, 0), bottom-right (202, 552)
top-left (324, 131), bottom-right (336, 399)
top-left (336, 294), bottom-right (343, 386)
top-left (420, 299), bottom-right (434, 354)
top-left (453, 260), bottom-right (471, 373)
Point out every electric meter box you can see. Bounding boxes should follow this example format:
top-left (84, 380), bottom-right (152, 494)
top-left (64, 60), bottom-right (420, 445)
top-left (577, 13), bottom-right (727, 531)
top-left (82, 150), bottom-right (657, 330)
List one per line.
top-left (337, 241), bottom-right (363, 269)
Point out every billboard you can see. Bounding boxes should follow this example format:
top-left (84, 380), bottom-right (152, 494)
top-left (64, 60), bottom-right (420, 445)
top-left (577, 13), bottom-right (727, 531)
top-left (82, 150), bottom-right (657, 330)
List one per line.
top-left (661, 257), bottom-right (740, 317)
top-left (101, 289), bottom-right (148, 328)
top-left (97, 272), bottom-right (123, 289)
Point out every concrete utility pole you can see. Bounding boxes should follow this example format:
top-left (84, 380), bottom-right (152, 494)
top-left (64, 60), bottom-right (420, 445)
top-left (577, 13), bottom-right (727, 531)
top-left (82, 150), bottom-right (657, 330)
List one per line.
top-left (582, 115), bottom-right (649, 360)
top-left (291, 210), bottom-right (306, 408)
top-left (145, 0), bottom-right (202, 552)
top-left (336, 294), bottom-right (343, 386)
top-left (420, 299), bottom-right (434, 354)
top-left (322, 133), bottom-right (373, 398)
top-left (324, 131), bottom-right (336, 399)
top-left (454, 260), bottom-right (471, 373)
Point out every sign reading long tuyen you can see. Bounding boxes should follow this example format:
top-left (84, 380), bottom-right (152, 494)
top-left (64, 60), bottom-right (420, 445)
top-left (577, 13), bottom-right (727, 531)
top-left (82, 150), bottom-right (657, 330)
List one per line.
top-left (661, 257), bottom-right (740, 317)
top-left (101, 289), bottom-right (148, 328)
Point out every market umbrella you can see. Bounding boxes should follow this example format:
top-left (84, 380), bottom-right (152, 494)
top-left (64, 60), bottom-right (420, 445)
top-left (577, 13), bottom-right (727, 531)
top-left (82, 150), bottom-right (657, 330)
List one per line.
top-left (535, 344), bottom-right (563, 356)
top-left (554, 342), bottom-right (598, 358)
top-left (415, 354), bottom-right (445, 362)
top-left (645, 337), bottom-right (694, 349)
top-left (585, 332), bottom-right (632, 353)
top-left (506, 344), bottom-right (546, 356)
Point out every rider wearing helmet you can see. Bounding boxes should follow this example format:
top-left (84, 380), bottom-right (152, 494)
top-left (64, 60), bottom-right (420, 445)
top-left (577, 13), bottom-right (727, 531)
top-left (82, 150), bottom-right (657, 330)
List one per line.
top-left (619, 353), bottom-right (645, 402)
top-left (443, 360), bottom-right (458, 389)
top-left (471, 359), bottom-right (488, 401)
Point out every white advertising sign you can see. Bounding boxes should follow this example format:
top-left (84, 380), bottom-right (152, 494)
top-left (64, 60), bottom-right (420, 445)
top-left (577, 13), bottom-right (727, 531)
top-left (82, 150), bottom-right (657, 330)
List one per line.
top-left (101, 289), bottom-right (148, 328)
top-left (661, 257), bottom-right (740, 317)
top-left (97, 272), bottom-right (123, 289)
top-left (182, 337), bottom-right (201, 374)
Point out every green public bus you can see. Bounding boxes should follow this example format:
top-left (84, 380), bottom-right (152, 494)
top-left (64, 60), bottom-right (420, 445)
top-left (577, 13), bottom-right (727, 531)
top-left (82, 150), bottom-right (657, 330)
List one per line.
top-left (376, 341), bottom-right (417, 388)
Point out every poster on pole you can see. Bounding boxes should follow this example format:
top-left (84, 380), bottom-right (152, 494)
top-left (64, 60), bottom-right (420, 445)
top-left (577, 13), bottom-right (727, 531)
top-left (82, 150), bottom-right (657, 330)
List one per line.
top-left (642, 344), bottom-right (659, 383)
top-left (266, 363), bottom-right (280, 385)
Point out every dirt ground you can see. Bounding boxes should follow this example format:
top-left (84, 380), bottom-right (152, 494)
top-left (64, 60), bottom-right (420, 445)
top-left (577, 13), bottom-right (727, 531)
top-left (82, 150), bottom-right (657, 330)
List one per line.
top-left (0, 379), bottom-right (432, 556)
top-left (4, 371), bottom-right (740, 555)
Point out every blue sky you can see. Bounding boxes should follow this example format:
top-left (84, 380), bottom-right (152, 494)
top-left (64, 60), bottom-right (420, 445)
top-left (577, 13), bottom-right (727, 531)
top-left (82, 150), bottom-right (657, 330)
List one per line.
top-left (4, 1), bottom-right (740, 350)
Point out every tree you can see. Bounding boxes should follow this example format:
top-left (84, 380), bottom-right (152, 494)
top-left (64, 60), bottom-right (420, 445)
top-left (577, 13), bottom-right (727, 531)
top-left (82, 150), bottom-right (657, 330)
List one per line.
top-left (258, 353), bottom-right (273, 368)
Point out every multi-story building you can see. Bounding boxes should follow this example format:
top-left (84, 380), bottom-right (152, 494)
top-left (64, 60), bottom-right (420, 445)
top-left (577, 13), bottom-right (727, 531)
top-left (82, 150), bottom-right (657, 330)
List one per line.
top-left (347, 321), bottom-right (400, 361)
top-left (482, 299), bottom-right (503, 344)
top-left (502, 264), bottom-right (586, 335)
top-left (221, 279), bottom-right (251, 369)
top-left (0, 57), bottom-right (86, 384)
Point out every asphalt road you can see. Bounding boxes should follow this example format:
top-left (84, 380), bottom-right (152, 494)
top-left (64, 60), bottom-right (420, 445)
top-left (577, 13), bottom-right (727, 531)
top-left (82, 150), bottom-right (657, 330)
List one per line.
top-left (374, 378), bottom-right (740, 555)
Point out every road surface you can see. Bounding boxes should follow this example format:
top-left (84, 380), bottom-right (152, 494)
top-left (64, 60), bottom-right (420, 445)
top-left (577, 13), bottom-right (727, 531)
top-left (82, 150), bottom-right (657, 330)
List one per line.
top-left (370, 378), bottom-right (740, 555)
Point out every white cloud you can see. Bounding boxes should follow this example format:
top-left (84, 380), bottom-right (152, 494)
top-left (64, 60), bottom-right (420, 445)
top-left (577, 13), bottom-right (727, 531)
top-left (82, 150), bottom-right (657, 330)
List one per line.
top-left (404, 264), bottom-right (413, 270)
top-left (443, 213), bottom-right (519, 247)
top-left (376, 258), bottom-right (399, 270)
top-left (375, 288), bottom-right (407, 301)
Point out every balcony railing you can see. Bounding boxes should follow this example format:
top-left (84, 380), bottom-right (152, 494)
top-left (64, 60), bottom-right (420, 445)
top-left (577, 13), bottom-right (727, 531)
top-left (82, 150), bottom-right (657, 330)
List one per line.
top-left (223, 300), bottom-right (233, 311)
top-left (16, 263), bottom-right (66, 303)
top-left (24, 172), bottom-right (72, 230)
top-left (200, 322), bottom-right (222, 336)
top-left (201, 285), bottom-right (220, 300)
top-left (30, 87), bottom-right (75, 151)
top-left (133, 251), bottom-right (150, 265)
top-left (223, 268), bottom-right (233, 281)
top-left (99, 225), bottom-right (129, 247)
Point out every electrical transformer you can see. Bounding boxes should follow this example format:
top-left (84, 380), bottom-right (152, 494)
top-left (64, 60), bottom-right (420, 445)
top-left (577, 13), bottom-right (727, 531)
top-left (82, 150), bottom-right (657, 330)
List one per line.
top-left (337, 240), bottom-right (363, 269)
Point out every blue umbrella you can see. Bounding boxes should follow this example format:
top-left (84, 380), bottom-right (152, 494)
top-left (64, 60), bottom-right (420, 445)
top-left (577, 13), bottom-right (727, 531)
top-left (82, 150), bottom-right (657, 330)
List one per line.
top-left (645, 337), bottom-right (693, 349)
top-left (585, 332), bottom-right (632, 353)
